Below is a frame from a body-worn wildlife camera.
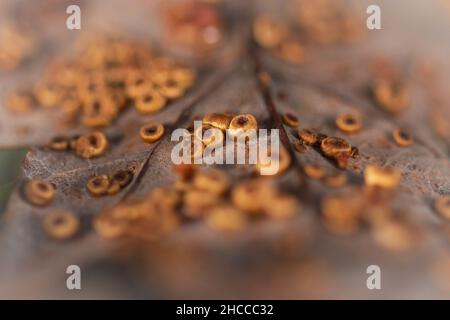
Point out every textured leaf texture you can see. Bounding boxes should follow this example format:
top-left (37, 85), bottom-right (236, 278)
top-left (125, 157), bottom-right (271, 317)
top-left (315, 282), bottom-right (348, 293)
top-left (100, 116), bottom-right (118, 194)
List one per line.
top-left (0, 0), bottom-right (450, 299)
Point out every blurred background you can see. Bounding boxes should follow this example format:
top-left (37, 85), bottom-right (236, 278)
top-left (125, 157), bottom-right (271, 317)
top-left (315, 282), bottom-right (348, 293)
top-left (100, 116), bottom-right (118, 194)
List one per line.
top-left (0, 150), bottom-right (25, 213)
